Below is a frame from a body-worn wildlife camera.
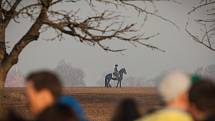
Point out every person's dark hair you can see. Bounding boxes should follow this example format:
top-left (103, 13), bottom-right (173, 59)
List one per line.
top-left (26, 71), bottom-right (62, 99)
top-left (36, 104), bottom-right (79, 121)
top-left (189, 78), bottom-right (215, 113)
top-left (111, 98), bottom-right (141, 121)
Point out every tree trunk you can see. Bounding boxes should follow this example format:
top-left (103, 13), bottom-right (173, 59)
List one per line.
top-left (0, 62), bottom-right (13, 118)
top-left (0, 68), bottom-right (7, 87)
top-left (0, 61), bottom-right (14, 88)
top-left (0, 68), bottom-right (6, 119)
top-left (0, 84), bottom-right (5, 119)
top-left (0, 9), bottom-right (6, 61)
top-left (0, 29), bottom-right (6, 60)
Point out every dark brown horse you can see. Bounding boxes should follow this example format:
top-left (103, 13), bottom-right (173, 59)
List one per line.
top-left (105, 68), bottom-right (127, 88)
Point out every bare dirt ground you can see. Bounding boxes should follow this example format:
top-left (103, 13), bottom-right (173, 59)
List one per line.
top-left (1, 87), bottom-right (160, 121)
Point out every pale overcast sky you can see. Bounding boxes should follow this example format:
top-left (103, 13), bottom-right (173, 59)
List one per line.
top-left (6, 0), bottom-right (215, 86)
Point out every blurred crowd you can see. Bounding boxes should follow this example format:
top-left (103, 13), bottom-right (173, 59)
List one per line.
top-left (1, 70), bottom-right (215, 121)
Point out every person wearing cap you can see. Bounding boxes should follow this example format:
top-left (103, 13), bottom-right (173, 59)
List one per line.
top-left (113, 64), bottom-right (119, 80)
top-left (136, 71), bottom-right (193, 121)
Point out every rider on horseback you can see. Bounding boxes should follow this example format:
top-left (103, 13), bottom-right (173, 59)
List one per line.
top-left (113, 64), bottom-right (120, 80)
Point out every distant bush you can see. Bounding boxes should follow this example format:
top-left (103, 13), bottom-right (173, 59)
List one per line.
top-left (55, 60), bottom-right (86, 87)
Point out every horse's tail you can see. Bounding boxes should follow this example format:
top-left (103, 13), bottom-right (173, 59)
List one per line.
top-left (105, 74), bottom-right (111, 87)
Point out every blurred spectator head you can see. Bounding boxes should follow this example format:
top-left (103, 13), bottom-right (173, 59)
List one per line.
top-left (111, 98), bottom-right (141, 121)
top-left (189, 77), bottom-right (215, 120)
top-left (157, 70), bottom-right (191, 109)
top-left (133, 71), bottom-right (193, 121)
top-left (36, 103), bottom-right (79, 121)
top-left (25, 70), bottom-right (62, 115)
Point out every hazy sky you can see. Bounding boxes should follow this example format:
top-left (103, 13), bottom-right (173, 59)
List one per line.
top-left (6, 0), bottom-right (215, 86)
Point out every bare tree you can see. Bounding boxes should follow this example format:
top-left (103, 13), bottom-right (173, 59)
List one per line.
top-left (55, 60), bottom-right (85, 86)
top-left (196, 64), bottom-right (215, 80)
top-left (0, 0), bottom-right (178, 88)
top-left (186, 0), bottom-right (215, 51)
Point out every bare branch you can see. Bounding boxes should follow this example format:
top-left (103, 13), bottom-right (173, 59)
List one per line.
top-left (97, 42), bottom-right (127, 52)
top-left (93, 0), bottom-right (180, 29)
top-left (188, 1), bottom-right (215, 15)
top-left (4, 0), bottom-right (21, 27)
top-left (196, 18), bottom-right (215, 23)
top-left (186, 0), bottom-right (215, 52)
top-left (14, 3), bottom-right (41, 22)
top-left (43, 10), bottom-right (164, 52)
top-left (185, 22), bottom-right (215, 52)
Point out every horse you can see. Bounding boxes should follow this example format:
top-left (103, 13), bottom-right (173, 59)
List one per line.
top-left (105, 68), bottom-right (127, 88)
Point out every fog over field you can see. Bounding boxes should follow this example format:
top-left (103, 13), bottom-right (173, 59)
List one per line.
top-left (5, 0), bottom-right (215, 87)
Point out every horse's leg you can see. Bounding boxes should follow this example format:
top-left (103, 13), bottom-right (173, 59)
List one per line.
top-left (116, 80), bottom-right (119, 88)
top-left (120, 80), bottom-right (121, 88)
top-left (105, 78), bottom-right (107, 87)
top-left (107, 79), bottom-right (111, 88)
top-left (106, 78), bottom-right (110, 88)
top-left (107, 80), bottom-right (109, 88)
top-left (108, 83), bottom-right (111, 88)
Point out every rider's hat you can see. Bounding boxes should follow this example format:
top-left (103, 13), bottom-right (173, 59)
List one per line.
top-left (115, 64), bottom-right (118, 67)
